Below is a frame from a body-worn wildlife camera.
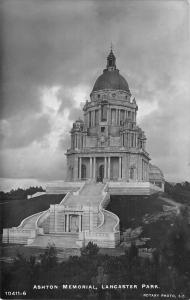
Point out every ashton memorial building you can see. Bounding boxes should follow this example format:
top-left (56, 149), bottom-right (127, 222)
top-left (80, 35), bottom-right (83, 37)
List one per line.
top-left (3, 50), bottom-right (164, 248)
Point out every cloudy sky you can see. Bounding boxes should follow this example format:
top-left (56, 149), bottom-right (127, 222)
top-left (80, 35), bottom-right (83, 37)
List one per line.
top-left (1, 0), bottom-right (190, 183)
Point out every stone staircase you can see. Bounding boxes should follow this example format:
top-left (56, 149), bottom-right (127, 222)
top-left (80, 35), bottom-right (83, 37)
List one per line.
top-left (21, 212), bottom-right (42, 230)
top-left (61, 182), bottom-right (120, 247)
top-left (2, 211), bottom-right (44, 244)
top-left (2, 182), bottom-right (120, 248)
top-left (63, 183), bottom-right (105, 207)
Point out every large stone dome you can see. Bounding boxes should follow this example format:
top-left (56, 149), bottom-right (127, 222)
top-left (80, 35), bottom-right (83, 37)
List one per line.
top-left (92, 69), bottom-right (130, 92)
top-left (92, 49), bottom-right (130, 93)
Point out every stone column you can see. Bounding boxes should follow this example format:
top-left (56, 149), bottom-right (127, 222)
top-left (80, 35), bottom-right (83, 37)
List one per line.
top-left (93, 157), bottom-right (96, 179)
top-left (93, 110), bottom-right (95, 126)
top-left (119, 157), bottom-right (122, 180)
top-left (118, 109), bottom-right (121, 125)
top-left (79, 214), bottom-right (82, 232)
top-left (108, 105), bottom-right (111, 124)
top-left (126, 154), bottom-right (129, 181)
top-left (79, 157), bottom-right (82, 180)
top-left (77, 135), bottom-right (80, 149)
top-left (98, 107), bottom-right (101, 123)
top-left (66, 214), bottom-right (70, 232)
top-left (75, 134), bottom-right (77, 148)
top-left (116, 109), bottom-right (118, 125)
top-left (90, 157), bottom-right (92, 178)
top-left (108, 157), bottom-right (110, 179)
top-left (104, 157), bottom-right (107, 179)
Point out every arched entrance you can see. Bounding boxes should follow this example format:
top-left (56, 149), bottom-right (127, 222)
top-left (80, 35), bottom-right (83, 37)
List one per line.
top-left (81, 164), bottom-right (86, 180)
top-left (98, 165), bottom-right (104, 182)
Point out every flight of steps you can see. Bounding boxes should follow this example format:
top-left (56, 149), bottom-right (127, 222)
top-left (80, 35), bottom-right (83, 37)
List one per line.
top-left (2, 211), bottom-right (44, 244)
top-left (2, 182), bottom-right (120, 248)
top-left (63, 183), bottom-right (105, 207)
top-left (21, 212), bottom-right (43, 230)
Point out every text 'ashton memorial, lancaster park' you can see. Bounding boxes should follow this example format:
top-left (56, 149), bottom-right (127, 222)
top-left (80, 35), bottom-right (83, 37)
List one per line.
top-left (3, 50), bottom-right (164, 248)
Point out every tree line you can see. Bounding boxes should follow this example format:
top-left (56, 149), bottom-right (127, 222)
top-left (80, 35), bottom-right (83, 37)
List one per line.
top-left (165, 181), bottom-right (190, 204)
top-left (0, 186), bottom-right (45, 202)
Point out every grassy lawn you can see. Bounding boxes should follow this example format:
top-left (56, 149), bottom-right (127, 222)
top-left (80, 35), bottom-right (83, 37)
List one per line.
top-left (0, 194), bottom-right (65, 234)
top-left (107, 194), bottom-right (167, 229)
top-left (107, 194), bottom-right (173, 248)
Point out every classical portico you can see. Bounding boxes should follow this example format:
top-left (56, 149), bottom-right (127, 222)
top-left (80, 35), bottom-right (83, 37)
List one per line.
top-left (78, 155), bottom-right (123, 181)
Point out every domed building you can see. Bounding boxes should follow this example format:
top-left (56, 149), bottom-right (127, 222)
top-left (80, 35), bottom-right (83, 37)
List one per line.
top-left (66, 50), bottom-right (153, 184)
top-left (2, 50), bottom-right (164, 249)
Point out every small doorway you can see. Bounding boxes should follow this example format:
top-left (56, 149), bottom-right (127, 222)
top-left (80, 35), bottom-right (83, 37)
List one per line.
top-left (98, 165), bottom-right (104, 182)
top-left (70, 215), bottom-right (79, 232)
top-left (81, 164), bottom-right (86, 180)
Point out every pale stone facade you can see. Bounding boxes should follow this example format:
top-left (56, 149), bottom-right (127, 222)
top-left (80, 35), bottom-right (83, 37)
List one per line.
top-left (66, 50), bottom-right (150, 184)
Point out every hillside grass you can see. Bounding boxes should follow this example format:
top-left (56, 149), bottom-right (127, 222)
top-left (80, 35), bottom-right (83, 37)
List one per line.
top-left (107, 194), bottom-right (172, 248)
top-left (0, 194), bottom-right (65, 234)
top-left (107, 194), bottom-right (167, 229)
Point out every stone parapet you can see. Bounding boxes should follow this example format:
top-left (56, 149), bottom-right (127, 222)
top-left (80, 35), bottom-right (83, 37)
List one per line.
top-left (108, 181), bottom-right (162, 195)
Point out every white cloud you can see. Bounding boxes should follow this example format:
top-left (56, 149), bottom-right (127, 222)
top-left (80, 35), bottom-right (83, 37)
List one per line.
top-left (1, 0), bottom-right (189, 183)
top-left (137, 100), bottom-right (159, 122)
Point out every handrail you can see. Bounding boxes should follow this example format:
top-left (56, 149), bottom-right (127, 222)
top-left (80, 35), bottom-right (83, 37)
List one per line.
top-left (59, 191), bottom-right (72, 205)
top-left (102, 182), bottom-right (109, 195)
top-left (17, 211), bottom-right (42, 229)
top-left (104, 209), bottom-right (120, 232)
top-left (97, 190), bottom-right (109, 229)
top-left (73, 181), bottom-right (86, 195)
top-left (35, 209), bottom-right (50, 229)
top-left (96, 182), bottom-right (119, 233)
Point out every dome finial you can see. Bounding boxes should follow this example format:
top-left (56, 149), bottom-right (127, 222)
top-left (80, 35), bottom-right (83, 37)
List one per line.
top-left (107, 45), bottom-right (116, 71)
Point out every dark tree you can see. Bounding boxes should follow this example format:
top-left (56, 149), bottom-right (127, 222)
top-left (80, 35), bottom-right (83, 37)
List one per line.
top-left (80, 241), bottom-right (99, 256)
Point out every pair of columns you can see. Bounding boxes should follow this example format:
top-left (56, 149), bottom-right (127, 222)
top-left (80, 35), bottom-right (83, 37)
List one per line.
top-left (65, 214), bottom-right (82, 232)
top-left (78, 156), bottom-right (122, 180)
top-left (103, 156), bottom-right (122, 179)
top-left (89, 156), bottom-right (110, 179)
top-left (78, 156), bottom-right (98, 179)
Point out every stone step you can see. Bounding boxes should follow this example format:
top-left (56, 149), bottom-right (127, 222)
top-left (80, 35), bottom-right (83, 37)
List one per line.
top-left (81, 183), bottom-right (105, 196)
